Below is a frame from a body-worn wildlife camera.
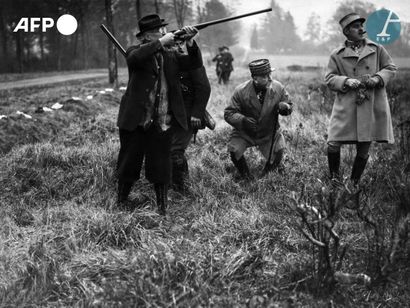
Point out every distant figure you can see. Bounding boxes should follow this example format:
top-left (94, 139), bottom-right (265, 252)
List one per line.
top-left (224, 59), bottom-right (293, 178)
top-left (212, 46), bottom-right (234, 84)
top-left (170, 40), bottom-right (211, 192)
top-left (325, 13), bottom-right (397, 188)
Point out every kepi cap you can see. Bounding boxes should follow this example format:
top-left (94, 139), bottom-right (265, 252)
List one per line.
top-left (339, 13), bottom-right (365, 30)
top-left (249, 59), bottom-right (275, 76)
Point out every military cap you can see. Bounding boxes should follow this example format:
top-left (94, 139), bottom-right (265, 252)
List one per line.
top-left (339, 13), bottom-right (365, 30)
top-left (248, 59), bottom-right (274, 76)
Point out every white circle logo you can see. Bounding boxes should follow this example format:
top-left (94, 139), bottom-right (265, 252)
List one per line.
top-left (56, 14), bottom-right (78, 35)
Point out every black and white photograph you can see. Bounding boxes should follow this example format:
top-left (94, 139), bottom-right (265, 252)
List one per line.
top-left (0, 0), bottom-right (409, 306)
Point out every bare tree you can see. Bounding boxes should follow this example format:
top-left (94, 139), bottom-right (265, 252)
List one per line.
top-left (135, 0), bottom-right (141, 20)
top-left (105, 0), bottom-right (118, 87)
top-left (173, 0), bottom-right (190, 28)
top-left (154, 0), bottom-right (160, 14)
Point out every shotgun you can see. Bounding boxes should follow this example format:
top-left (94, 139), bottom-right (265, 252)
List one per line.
top-left (100, 24), bottom-right (216, 132)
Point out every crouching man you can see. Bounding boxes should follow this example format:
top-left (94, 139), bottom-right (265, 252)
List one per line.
top-left (224, 59), bottom-right (293, 178)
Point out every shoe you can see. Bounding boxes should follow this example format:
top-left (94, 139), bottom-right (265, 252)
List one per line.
top-left (230, 152), bottom-right (251, 179)
top-left (154, 184), bottom-right (168, 216)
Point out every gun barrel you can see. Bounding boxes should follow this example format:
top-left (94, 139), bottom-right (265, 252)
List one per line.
top-left (101, 24), bottom-right (126, 57)
top-left (174, 7), bottom-right (271, 37)
top-left (196, 7), bottom-right (272, 30)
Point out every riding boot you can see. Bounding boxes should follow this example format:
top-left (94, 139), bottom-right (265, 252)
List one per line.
top-left (172, 157), bottom-right (189, 192)
top-left (230, 152), bottom-right (251, 178)
top-left (351, 155), bottom-right (368, 185)
top-left (327, 151), bottom-right (340, 180)
top-left (117, 181), bottom-right (133, 208)
top-left (262, 149), bottom-right (284, 176)
top-left (154, 184), bottom-right (168, 216)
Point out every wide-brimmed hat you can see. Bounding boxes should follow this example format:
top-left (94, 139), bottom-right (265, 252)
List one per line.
top-left (339, 13), bottom-right (366, 30)
top-left (136, 14), bottom-right (168, 37)
top-left (249, 59), bottom-right (275, 76)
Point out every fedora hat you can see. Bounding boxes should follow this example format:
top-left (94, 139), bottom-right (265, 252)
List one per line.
top-left (136, 14), bottom-right (168, 37)
top-left (339, 13), bottom-right (366, 30)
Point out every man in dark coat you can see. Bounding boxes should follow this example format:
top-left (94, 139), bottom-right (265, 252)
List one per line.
top-left (212, 46), bottom-right (234, 84)
top-left (170, 41), bottom-right (211, 192)
top-left (116, 14), bottom-right (202, 215)
top-left (224, 59), bottom-right (293, 178)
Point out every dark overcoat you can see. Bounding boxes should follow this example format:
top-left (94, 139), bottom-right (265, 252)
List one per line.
top-left (117, 40), bottom-right (202, 131)
top-left (224, 80), bottom-right (292, 145)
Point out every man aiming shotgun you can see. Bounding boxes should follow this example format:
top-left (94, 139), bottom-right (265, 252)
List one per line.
top-left (101, 8), bottom-right (271, 215)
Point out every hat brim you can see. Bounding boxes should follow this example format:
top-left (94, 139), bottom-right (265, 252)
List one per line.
top-left (251, 68), bottom-right (275, 76)
top-left (136, 20), bottom-right (168, 37)
top-left (345, 17), bottom-right (366, 29)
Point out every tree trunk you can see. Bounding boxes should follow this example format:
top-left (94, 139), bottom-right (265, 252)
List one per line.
top-left (105, 0), bottom-right (118, 87)
top-left (39, 31), bottom-right (44, 61)
top-left (15, 31), bottom-right (23, 73)
top-left (0, 6), bottom-right (8, 71)
top-left (154, 0), bottom-right (160, 14)
top-left (173, 0), bottom-right (188, 28)
top-left (135, 0), bottom-right (141, 20)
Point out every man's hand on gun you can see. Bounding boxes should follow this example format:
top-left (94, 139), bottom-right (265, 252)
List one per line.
top-left (191, 116), bottom-right (202, 129)
top-left (175, 26), bottom-right (198, 46)
top-left (159, 26), bottom-right (198, 47)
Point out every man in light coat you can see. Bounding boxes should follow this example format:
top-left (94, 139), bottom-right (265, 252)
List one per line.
top-left (224, 59), bottom-right (292, 178)
top-left (325, 13), bottom-right (397, 186)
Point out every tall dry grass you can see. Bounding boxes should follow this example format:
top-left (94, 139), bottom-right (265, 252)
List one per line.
top-left (0, 67), bottom-right (409, 307)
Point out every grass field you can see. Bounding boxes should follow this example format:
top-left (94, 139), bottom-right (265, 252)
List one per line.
top-left (0, 65), bottom-right (409, 307)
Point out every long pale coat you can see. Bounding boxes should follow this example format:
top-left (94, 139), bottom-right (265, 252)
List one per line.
top-left (325, 39), bottom-right (397, 143)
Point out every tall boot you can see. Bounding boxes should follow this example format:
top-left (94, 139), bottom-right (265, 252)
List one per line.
top-left (351, 155), bottom-right (368, 185)
top-left (117, 181), bottom-right (133, 208)
top-left (262, 149), bottom-right (284, 176)
top-left (154, 184), bottom-right (168, 216)
top-left (172, 157), bottom-right (189, 192)
top-left (230, 152), bottom-right (251, 178)
top-left (327, 151), bottom-right (340, 180)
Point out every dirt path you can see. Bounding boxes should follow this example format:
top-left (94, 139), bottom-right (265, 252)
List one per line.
top-left (0, 70), bottom-right (126, 90)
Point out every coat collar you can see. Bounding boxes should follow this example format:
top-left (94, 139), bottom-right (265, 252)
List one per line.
top-left (336, 38), bottom-right (377, 60)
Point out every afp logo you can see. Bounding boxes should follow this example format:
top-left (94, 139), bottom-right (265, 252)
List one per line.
top-left (13, 14), bottom-right (78, 35)
top-left (366, 9), bottom-right (401, 45)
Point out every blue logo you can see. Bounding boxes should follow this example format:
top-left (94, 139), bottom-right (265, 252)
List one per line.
top-left (366, 9), bottom-right (400, 45)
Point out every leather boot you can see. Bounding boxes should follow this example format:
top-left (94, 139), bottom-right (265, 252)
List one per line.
top-left (230, 152), bottom-right (251, 178)
top-left (262, 149), bottom-right (284, 176)
top-left (154, 184), bottom-right (168, 216)
top-left (328, 151), bottom-right (340, 180)
top-left (172, 157), bottom-right (189, 192)
top-left (351, 155), bottom-right (368, 185)
top-left (117, 181), bottom-right (133, 208)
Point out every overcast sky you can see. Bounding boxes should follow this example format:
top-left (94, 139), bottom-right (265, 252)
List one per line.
top-left (232, 0), bottom-right (410, 45)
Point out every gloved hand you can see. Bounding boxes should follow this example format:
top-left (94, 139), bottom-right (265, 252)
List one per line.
top-left (242, 117), bottom-right (258, 137)
top-left (159, 32), bottom-right (175, 46)
top-left (278, 102), bottom-right (291, 115)
top-left (363, 76), bottom-right (381, 88)
top-left (345, 78), bottom-right (361, 89)
top-left (190, 116), bottom-right (202, 129)
top-left (178, 26), bottom-right (198, 46)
